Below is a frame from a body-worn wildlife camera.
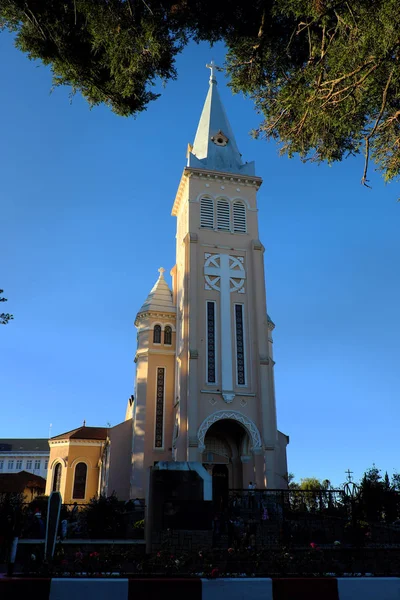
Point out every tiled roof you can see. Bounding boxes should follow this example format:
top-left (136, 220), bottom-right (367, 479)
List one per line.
top-left (51, 426), bottom-right (108, 441)
top-left (0, 471), bottom-right (46, 493)
top-left (0, 439), bottom-right (49, 452)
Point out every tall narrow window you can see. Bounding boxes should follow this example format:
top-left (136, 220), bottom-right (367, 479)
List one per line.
top-left (235, 304), bottom-right (246, 385)
top-left (153, 324), bottom-right (161, 343)
top-left (52, 463), bottom-right (62, 492)
top-left (233, 201), bottom-right (247, 233)
top-left (206, 301), bottom-right (216, 383)
top-left (164, 325), bottom-right (172, 345)
top-left (73, 462), bottom-right (87, 499)
top-left (155, 367), bottom-right (165, 448)
top-left (200, 197), bottom-right (214, 229)
top-left (216, 199), bottom-right (230, 231)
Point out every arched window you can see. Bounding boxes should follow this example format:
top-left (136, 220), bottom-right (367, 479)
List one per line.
top-left (164, 325), bottom-right (172, 345)
top-left (72, 462), bottom-right (87, 500)
top-left (216, 199), bottom-right (230, 231)
top-left (200, 197), bottom-right (214, 229)
top-left (233, 201), bottom-right (247, 233)
top-left (52, 463), bottom-right (62, 492)
top-left (153, 324), bottom-right (161, 343)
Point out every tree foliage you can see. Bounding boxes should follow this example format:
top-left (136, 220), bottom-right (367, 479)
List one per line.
top-left (1, 0), bottom-right (400, 183)
top-left (0, 289), bottom-right (13, 325)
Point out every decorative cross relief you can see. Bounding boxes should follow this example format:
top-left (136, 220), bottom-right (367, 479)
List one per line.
top-left (204, 253), bottom-right (246, 403)
top-left (204, 254), bottom-right (245, 293)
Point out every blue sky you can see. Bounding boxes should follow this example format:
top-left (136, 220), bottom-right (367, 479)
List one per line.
top-left (1, 34), bottom-right (399, 487)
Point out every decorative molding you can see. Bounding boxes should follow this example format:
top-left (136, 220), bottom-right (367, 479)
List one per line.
top-left (209, 397), bottom-right (217, 406)
top-left (135, 349), bottom-right (176, 358)
top-left (135, 310), bottom-right (176, 327)
top-left (200, 389), bottom-right (255, 397)
top-left (189, 233), bottom-right (198, 243)
top-left (187, 167), bottom-right (262, 189)
top-left (240, 398), bottom-right (248, 407)
top-left (197, 410), bottom-right (262, 451)
top-left (222, 392), bottom-right (235, 404)
top-left (259, 355), bottom-right (270, 365)
top-left (69, 440), bottom-right (104, 447)
top-left (252, 239), bottom-right (265, 252)
top-left (189, 436), bottom-right (199, 448)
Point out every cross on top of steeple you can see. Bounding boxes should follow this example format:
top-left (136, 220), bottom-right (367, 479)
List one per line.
top-left (206, 60), bottom-right (221, 84)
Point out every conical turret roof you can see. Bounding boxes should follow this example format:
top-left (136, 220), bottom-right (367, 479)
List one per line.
top-left (137, 268), bottom-right (175, 316)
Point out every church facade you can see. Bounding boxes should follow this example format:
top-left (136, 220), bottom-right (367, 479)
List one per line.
top-left (130, 64), bottom-right (288, 498)
top-left (46, 65), bottom-right (288, 503)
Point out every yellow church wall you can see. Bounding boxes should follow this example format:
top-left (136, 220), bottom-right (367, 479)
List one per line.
top-left (46, 440), bottom-right (103, 504)
top-left (144, 352), bottom-right (176, 468)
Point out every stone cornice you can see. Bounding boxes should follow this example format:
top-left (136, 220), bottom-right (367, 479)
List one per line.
top-left (135, 310), bottom-right (176, 327)
top-left (49, 440), bottom-right (104, 447)
top-left (135, 348), bottom-right (176, 359)
top-left (172, 167), bottom-right (262, 216)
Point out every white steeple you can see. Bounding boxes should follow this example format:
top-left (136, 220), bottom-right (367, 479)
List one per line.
top-left (187, 61), bottom-right (255, 176)
top-left (136, 267), bottom-right (175, 316)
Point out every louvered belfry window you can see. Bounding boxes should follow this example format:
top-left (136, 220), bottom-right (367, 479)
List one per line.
top-left (216, 199), bottom-right (230, 231)
top-left (233, 201), bottom-right (246, 233)
top-left (200, 197), bottom-right (214, 229)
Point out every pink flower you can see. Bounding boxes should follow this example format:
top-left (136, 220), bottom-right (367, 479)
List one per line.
top-left (210, 568), bottom-right (219, 579)
top-left (310, 542), bottom-right (317, 549)
top-left (227, 547), bottom-right (235, 555)
top-left (157, 552), bottom-right (161, 557)
top-left (89, 551), bottom-right (100, 558)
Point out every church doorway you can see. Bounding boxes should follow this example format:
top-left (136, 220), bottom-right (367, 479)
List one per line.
top-left (202, 419), bottom-right (250, 504)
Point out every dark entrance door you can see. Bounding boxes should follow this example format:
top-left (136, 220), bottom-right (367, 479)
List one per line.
top-left (212, 464), bottom-right (229, 511)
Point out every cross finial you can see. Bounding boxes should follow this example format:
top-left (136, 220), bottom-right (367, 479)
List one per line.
top-left (83, 419), bottom-right (86, 427)
top-left (206, 60), bottom-right (221, 84)
top-left (345, 469), bottom-right (353, 482)
top-left (158, 267), bottom-right (165, 276)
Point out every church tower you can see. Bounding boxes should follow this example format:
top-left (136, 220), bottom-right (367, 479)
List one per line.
top-left (131, 63), bottom-right (288, 498)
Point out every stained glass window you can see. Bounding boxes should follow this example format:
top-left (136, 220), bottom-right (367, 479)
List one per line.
top-left (52, 463), bottom-right (62, 492)
top-left (73, 462), bottom-right (87, 499)
top-left (155, 367), bottom-right (165, 448)
top-left (153, 324), bottom-right (161, 343)
top-left (164, 325), bottom-right (172, 345)
top-left (235, 304), bottom-right (246, 385)
top-left (207, 301), bottom-right (216, 383)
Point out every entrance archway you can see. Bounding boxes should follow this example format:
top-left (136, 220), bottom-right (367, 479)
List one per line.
top-left (202, 419), bottom-right (250, 495)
